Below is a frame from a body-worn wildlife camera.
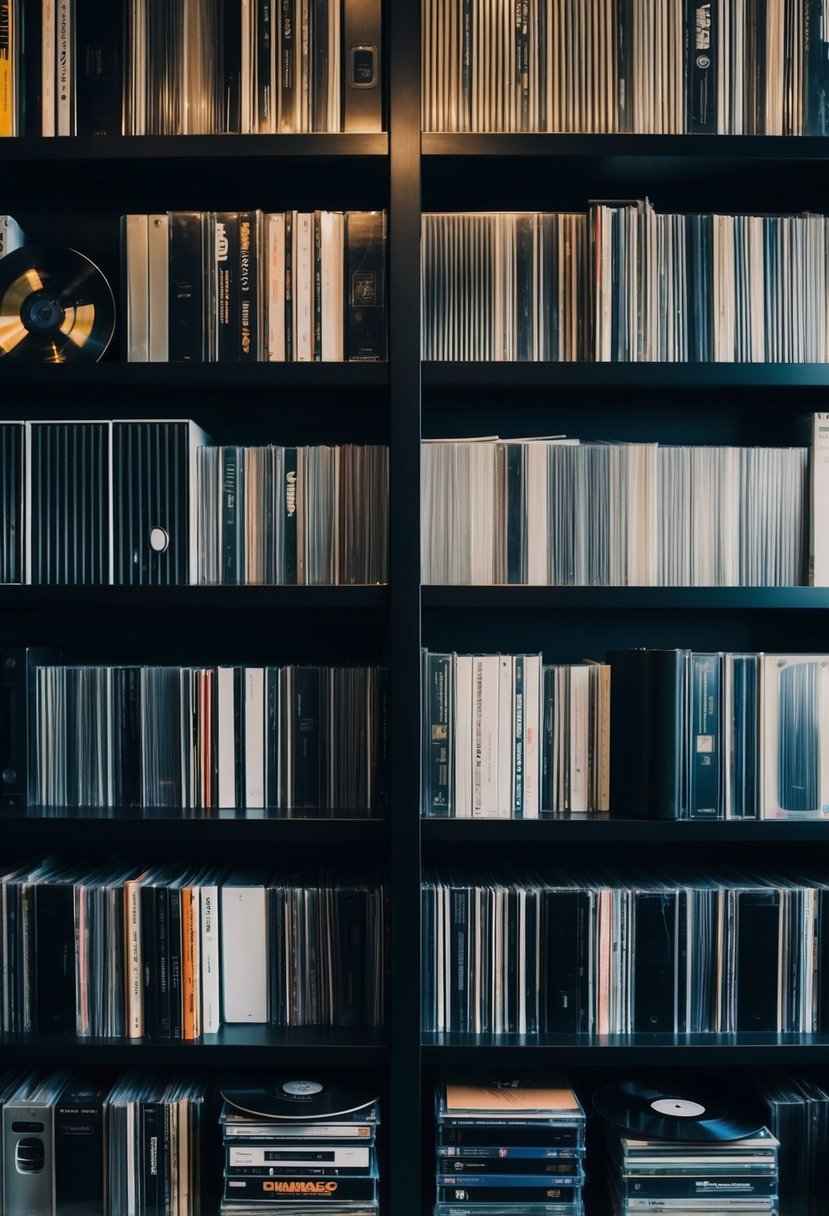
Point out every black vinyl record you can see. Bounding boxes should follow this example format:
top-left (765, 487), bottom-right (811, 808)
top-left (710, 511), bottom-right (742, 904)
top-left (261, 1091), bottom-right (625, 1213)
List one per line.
top-left (0, 245), bottom-right (115, 362)
top-left (220, 1079), bottom-right (379, 1122)
top-left (593, 1080), bottom-right (767, 1142)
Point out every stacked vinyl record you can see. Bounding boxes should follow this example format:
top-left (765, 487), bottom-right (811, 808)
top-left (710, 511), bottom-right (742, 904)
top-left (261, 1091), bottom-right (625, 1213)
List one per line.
top-left (435, 1080), bottom-right (585, 1215)
top-left (595, 1081), bottom-right (780, 1215)
top-left (219, 1081), bottom-right (380, 1214)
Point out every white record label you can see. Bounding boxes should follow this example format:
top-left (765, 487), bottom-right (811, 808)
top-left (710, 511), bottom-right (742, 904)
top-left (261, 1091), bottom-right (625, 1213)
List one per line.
top-left (650, 1098), bottom-right (707, 1118)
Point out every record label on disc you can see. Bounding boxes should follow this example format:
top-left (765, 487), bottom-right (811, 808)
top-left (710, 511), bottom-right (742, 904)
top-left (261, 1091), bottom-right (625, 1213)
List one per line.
top-left (650, 1098), bottom-right (707, 1118)
top-left (593, 1080), bottom-right (766, 1142)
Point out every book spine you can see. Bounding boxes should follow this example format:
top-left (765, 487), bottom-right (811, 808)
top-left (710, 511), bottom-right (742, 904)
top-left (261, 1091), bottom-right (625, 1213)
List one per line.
top-left (124, 878), bottom-right (143, 1038)
top-left (168, 888), bottom-right (183, 1039)
top-left (41, 0), bottom-right (54, 136)
top-left (283, 446), bottom-right (298, 583)
top-left (687, 0), bottom-right (717, 132)
top-left (280, 0), bottom-right (296, 131)
top-left (155, 885), bottom-right (171, 1039)
top-left (688, 652), bottom-right (722, 818)
top-left (342, 0), bottom-right (381, 131)
top-left (201, 882), bottom-right (221, 1033)
top-left (54, 1092), bottom-right (106, 1215)
top-left (0, 0), bottom-right (14, 136)
top-left (215, 212), bottom-right (241, 363)
top-left (222, 446), bottom-right (240, 584)
top-left (257, 0), bottom-right (272, 130)
top-left (425, 652), bottom-right (452, 816)
top-left (55, 0), bottom-right (71, 134)
top-left (75, 0), bottom-right (120, 134)
top-left (239, 211), bottom-right (257, 360)
top-left (168, 211), bottom-right (205, 362)
top-left (34, 882), bottom-right (75, 1033)
top-left (344, 210), bottom-right (386, 360)
top-left (140, 881), bottom-right (158, 1038)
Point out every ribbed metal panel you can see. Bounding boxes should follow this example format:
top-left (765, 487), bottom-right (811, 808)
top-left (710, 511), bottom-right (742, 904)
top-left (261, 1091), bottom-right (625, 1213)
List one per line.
top-left (29, 423), bottom-right (109, 585)
top-left (113, 422), bottom-right (188, 585)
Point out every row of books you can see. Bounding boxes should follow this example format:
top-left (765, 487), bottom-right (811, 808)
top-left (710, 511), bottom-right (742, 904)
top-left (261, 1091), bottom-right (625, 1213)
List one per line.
top-left (0, 0), bottom-right (381, 136)
top-left (27, 658), bottom-right (388, 811)
top-left (422, 870), bottom-right (829, 1035)
top-left (423, 0), bottom-right (829, 135)
top-left (422, 204), bottom-right (829, 361)
top-left (0, 421), bottom-right (389, 586)
top-left (422, 652), bottom-right (609, 818)
top-left (124, 210), bottom-right (387, 363)
top-left (197, 444), bottom-right (388, 585)
top-left (421, 434), bottom-right (809, 587)
top-left (0, 859), bottom-right (383, 1037)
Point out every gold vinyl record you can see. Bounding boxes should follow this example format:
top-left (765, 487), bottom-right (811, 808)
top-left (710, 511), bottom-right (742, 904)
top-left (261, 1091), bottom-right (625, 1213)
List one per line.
top-left (0, 245), bottom-right (115, 362)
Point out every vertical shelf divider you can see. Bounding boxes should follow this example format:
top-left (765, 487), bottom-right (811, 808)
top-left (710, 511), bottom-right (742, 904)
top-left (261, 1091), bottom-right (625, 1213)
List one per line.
top-left (387, 0), bottom-right (423, 1208)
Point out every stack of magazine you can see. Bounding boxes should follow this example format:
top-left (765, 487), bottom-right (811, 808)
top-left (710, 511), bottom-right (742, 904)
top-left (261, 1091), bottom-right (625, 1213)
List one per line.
top-left (435, 1080), bottom-right (585, 1215)
top-left (219, 1080), bottom-right (380, 1214)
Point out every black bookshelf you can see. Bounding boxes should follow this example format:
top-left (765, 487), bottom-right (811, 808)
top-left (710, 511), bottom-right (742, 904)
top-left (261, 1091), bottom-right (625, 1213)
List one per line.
top-left (7, 20), bottom-right (829, 1216)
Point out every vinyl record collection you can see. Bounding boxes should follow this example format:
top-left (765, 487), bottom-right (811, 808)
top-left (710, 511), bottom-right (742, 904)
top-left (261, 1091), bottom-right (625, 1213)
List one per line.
top-left (0, 859), bottom-right (383, 1037)
top-left (0, 0), bottom-right (382, 136)
top-left (421, 435), bottom-right (808, 586)
top-left (422, 203), bottom-right (829, 361)
top-left (422, 0), bottom-right (829, 134)
top-left (422, 869), bottom-right (829, 1036)
top-left (220, 1080), bottom-right (380, 1213)
top-left (197, 444), bottom-right (389, 585)
top-left (595, 1080), bottom-right (780, 1215)
top-left (29, 659), bottom-right (388, 811)
top-left (422, 652), bottom-right (609, 818)
top-left (435, 1080), bottom-right (586, 1215)
top-left (0, 420), bottom-right (389, 586)
top-left (124, 210), bottom-right (387, 363)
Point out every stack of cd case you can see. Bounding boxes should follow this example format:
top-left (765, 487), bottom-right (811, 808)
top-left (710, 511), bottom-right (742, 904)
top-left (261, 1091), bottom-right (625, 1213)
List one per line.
top-left (435, 1080), bottom-right (586, 1215)
top-left (219, 1080), bottom-right (379, 1214)
top-left (595, 1080), bottom-right (780, 1216)
top-left (605, 1127), bottom-right (781, 1215)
